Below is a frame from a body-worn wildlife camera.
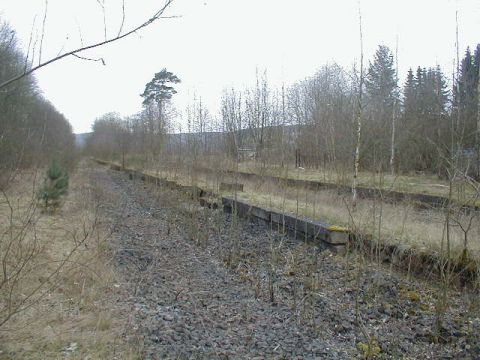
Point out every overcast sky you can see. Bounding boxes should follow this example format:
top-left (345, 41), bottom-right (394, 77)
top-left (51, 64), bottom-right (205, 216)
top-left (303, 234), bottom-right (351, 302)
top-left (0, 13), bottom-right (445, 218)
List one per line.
top-left (2, 0), bottom-right (479, 133)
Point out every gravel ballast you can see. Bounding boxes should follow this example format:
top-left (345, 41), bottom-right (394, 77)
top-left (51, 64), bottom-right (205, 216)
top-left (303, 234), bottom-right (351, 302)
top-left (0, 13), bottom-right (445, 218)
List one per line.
top-left (93, 164), bottom-right (479, 359)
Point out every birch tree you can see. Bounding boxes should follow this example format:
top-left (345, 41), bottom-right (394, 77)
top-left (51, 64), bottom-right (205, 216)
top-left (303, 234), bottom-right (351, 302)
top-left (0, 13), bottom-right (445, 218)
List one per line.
top-left (221, 88), bottom-right (244, 157)
top-left (352, 5), bottom-right (364, 208)
top-left (389, 38), bottom-right (399, 175)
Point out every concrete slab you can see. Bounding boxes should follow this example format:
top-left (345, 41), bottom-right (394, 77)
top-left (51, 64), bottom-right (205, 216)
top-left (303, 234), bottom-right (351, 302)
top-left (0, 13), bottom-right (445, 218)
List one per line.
top-left (219, 182), bottom-right (244, 192)
top-left (250, 206), bottom-right (271, 222)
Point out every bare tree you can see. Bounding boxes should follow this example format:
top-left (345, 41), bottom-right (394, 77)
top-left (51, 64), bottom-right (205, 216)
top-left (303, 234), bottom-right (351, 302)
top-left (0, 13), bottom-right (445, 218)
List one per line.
top-left (390, 36), bottom-right (399, 175)
top-left (352, 3), bottom-right (364, 208)
top-left (221, 88), bottom-right (244, 157)
top-left (244, 69), bottom-right (270, 159)
top-left (476, 56), bottom-right (480, 179)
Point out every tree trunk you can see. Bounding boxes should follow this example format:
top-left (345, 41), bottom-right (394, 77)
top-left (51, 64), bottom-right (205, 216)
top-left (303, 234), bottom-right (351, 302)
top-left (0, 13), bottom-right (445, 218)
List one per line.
top-left (352, 6), bottom-right (364, 208)
top-left (476, 62), bottom-right (480, 179)
top-left (390, 98), bottom-right (397, 176)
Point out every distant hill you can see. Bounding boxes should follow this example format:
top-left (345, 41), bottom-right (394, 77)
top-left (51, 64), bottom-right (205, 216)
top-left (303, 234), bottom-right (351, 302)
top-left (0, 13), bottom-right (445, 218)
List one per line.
top-left (75, 132), bottom-right (91, 148)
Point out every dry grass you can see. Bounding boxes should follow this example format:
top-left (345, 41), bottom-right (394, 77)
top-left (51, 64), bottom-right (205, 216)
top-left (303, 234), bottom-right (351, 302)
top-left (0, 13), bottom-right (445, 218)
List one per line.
top-left (239, 181), bottom-right (480, 257)
top-left (193, 156), bottom-right (479, 201)
top-left (146, 164), bottom-right (480, 261)
top-left (0, 162), bottom-right (139, 359)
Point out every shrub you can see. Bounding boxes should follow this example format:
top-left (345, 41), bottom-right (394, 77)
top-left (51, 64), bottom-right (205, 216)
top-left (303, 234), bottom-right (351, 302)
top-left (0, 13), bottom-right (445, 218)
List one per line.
top-left (38, 161), bottom-right (69, 208)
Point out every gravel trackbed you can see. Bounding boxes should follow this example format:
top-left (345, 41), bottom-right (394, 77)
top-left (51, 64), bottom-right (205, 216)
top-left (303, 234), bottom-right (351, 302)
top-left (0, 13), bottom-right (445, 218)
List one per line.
top-left (93, 164), bottom-right (479, 359)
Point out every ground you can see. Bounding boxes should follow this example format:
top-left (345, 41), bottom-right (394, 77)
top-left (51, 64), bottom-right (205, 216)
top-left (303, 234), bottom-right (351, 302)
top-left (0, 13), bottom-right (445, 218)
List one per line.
top-left (0, 163), bottom-right (137, 359)
top-left (139, 163), bottom-right (480, 259)
top-left (92, 163), bottom-right (479, 359)
top-left (2, 162), bottom-right (478, 358)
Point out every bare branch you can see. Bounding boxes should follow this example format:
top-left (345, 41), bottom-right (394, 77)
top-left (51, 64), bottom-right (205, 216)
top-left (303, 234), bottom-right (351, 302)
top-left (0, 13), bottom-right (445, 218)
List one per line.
top-left (96, 0), bottom-right (107, 41)
top-left (77, 19), bottom-right (84, 47)
top-left (30, 30), bottom-right (39, 71)
top-left (0, 0), bottom-right (175, 90)
top-left (118, 0), bottom-right (126, 37)
top-left (38, 0), bottom-right (48, 65)
top-left (72, 53), bottom-right (105, 65)
top-left (24, 15), bottom-right (37, 72)
top-left (55, 39), bottom-right (67, 57)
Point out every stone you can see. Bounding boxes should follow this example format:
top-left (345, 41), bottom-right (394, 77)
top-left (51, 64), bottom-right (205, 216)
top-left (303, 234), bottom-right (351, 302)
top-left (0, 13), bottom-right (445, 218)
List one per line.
top-left (325, 230), bottom-right (348, 245)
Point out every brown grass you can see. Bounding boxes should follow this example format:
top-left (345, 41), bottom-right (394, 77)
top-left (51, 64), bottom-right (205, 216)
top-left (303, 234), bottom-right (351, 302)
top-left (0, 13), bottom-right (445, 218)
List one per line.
top-left (193, 156), bottom-right (479, 202)
top-left (0, 162), bottom-right (139, 359)
top-left (145, 164), bottom-right (480, 262)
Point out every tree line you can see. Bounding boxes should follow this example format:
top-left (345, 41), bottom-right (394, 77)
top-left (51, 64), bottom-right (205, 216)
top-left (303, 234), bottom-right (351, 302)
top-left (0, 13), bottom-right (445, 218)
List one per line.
top-left (89, 43), bottom-right (480, 179)
top-left (0, 18), bottom-right (75, 187)
top-left (88, 69), bottom-right (180, 168)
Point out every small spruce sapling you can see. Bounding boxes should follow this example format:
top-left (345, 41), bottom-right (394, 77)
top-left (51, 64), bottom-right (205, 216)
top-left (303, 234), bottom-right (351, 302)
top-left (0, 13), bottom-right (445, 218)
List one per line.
top-left (38, 161), bottom-right (69, 209)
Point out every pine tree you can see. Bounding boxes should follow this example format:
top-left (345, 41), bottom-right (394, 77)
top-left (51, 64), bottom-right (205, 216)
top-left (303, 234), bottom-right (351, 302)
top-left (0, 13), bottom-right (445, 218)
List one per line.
top-left (454, 46), bottom-right (480, 147)
top-left (363, 45), bottom-right (398, 169)
top-left (37, 160), bottom-right (69, 209)
top-left (140, 69), bottom-right (180, 161)
top-left (365, 45), bottom-right (398, 108)
top-left (403, 68), bottom-right (416, 118)
top-left (399, 65), bottom-right (449, 173)
top-left (141, 68), bottom-right (181, 106)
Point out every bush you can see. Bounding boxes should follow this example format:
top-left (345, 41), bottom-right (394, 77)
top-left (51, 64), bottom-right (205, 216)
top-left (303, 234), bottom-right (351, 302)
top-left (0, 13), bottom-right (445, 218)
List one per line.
top-left (37, 161), bottom-right (69, 208)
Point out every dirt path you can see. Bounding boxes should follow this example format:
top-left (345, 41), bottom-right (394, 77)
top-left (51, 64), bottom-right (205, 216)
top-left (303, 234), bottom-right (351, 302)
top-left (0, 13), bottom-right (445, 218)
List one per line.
top-left (92, 165), bottom-right (479, 359)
